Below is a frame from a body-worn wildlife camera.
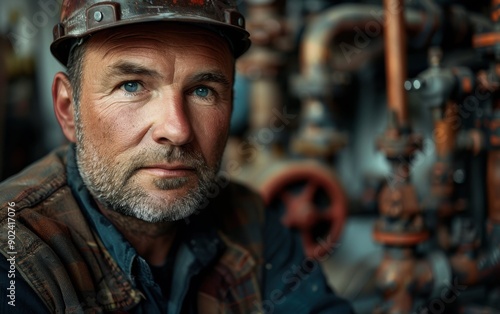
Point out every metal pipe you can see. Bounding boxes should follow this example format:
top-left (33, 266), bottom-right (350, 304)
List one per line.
top-left (237, 0), bottom-right (287, 150)
top-left (300, 4), bottom-right (431, 85)
top-left (416, 3), bottom-right (500, 305)
top-left (371, 0), bottom-right (430, 312)
top-left (384, 0), bottom-right (409, 126)
top-left (298, 3), bottom-right (491, 99)
top-left (373, 0), bottom-right (497, 311)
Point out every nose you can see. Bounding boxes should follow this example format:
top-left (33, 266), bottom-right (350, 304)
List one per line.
top-left (150, 93), bottom-right (194, 146)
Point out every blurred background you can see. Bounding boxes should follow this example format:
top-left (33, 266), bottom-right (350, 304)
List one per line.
top-left (2, 0), bottom-right (500, 313)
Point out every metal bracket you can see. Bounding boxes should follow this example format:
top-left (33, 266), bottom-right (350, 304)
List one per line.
top-left (86, 2), bottom-right (121, 31)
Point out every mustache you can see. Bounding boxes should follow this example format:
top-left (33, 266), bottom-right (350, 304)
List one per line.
top-left (125, 145), bottom-right (206, 177)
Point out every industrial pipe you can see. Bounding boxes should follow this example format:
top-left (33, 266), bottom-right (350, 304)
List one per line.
top-left (384, 0), bottom-right (409, 126)
top-left (371, 0), bottom-right (430, 312)
top-left (295, 2), bottom-right (491, 102)
top-left (238, 0), bottom-right (288, 141)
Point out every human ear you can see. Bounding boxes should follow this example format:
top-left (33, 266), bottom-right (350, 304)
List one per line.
top-left (52, 72), bottom-right (77, 142)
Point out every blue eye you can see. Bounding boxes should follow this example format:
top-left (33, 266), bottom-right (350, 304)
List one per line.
top-left (123, 82), bottom-right (140, 93)
top-left (194, 87), bottom-right (210, 98)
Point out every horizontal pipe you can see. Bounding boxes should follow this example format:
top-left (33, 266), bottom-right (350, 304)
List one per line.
top-left (299, 3), bottom-right (492, 87)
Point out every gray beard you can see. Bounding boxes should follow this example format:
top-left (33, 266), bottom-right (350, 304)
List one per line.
top-left (75, 129), bottom-right (219, 223)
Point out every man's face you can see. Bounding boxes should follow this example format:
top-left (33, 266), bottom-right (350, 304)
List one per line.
top-left (74, 23), bottom-right (234, 222)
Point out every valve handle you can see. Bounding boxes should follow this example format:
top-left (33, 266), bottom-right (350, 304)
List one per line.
top-left (260, 162), bottom-right (347, 259)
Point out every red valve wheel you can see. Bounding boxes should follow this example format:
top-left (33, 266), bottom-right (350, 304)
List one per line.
top-left (259, 162), bottom-right (347, 259)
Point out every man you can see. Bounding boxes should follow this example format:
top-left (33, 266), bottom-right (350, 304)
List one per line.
top-left (0, 1), bottom-right (354, 313)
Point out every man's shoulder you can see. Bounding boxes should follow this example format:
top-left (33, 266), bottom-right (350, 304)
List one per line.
top-left (224, 180), bottom-right (264, 204)
top-left (217, 180), bottom-right (266, 224)
top-left (0, 146), bottom-right (69, 211)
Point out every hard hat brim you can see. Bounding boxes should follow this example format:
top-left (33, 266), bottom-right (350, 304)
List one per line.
top-left (51, 16), bottom-right (251, 66)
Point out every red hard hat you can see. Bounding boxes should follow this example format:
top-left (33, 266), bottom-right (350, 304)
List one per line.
top-left (51, 0), bottom-right (251, 66)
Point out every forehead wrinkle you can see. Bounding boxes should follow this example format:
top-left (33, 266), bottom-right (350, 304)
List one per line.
top-left (81, 24), bottom-right (235, 89)
top-left (85, 23), bottom-right (233, 58)
top-left (95, 40), bottom-right (170, 62)
top-left (105, 60), bottom-right (164, 80)
top-left (86, 36), bottom-right (231, 73)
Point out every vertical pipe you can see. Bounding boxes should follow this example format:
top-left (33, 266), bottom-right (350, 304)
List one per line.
top-left (373, 0), bottom-right (428, 312)
top-left (239, 0), bottom-right (287, 148)
top-left (384, 0), bottom-right (409, 127)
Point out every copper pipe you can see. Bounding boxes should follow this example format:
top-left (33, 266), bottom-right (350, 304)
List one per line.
top-left (299, 3), bottom-right (490, 99)
top-left (372, 0), bottom-right (428, 312)
top-left (434, 102), bottom-right (459, 158)
top-left (427, 101), bottom-right (462, 220)
top-left (300, 4), bottom-right (433, 78)
top-left (372, 1), bottom-right (498, 310)
top-left (298, 4), bottom-right (430, 162)
top-left (384, 0), bottom-right (409, 127)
